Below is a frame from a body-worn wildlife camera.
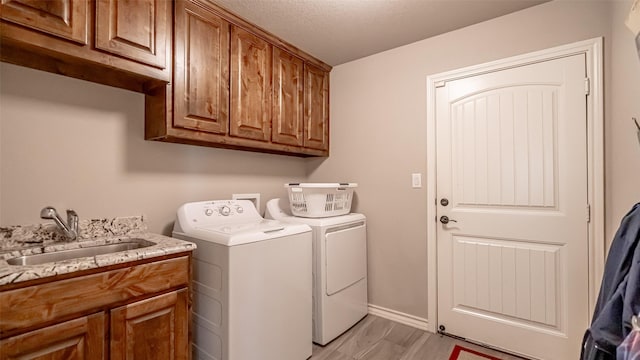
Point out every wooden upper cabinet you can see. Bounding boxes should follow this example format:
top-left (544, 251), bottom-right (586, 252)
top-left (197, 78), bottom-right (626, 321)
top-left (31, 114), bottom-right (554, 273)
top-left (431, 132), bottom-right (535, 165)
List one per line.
top-left (173, 0), bottom-right (230, 135)
top-left (0, 312), bottom-right (105, 360)
top-left (304, 63), bottom-right (329, 151)
top-left (95, 0), bottom-right (169, 69)
top-left (0, 0), bottom-right (88, 44)
top-left (143, 0), bottom-right (331, 156)
top-left (272, 47), bottom-right (304, 147)
top-left (110, 289), bottom-right (188, 360)
top-left (230, 26), bottom-right (272, 142)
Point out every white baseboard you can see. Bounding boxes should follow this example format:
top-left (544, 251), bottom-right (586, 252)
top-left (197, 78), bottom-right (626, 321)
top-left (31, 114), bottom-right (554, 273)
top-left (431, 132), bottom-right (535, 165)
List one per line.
top-left (367, 304), bottom-right (430, 331)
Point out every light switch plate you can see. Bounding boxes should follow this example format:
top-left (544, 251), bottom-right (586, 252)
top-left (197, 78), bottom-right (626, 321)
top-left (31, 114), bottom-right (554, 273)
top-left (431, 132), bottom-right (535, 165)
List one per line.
top-left (412, 173), bottom-right (422, 188)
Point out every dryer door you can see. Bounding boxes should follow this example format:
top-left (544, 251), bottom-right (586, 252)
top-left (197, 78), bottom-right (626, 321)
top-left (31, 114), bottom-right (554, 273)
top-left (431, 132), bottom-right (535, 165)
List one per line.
top-left (325, 223), bottom-right (367, 296)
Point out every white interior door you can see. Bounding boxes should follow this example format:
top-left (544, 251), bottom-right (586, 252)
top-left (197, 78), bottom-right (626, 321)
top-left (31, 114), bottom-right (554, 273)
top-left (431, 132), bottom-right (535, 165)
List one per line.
top-left (436, 54), bottom-right (589, 360)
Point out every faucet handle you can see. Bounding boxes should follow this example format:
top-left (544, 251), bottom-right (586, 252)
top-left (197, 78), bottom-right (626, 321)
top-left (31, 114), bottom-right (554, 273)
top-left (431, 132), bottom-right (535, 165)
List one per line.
top-left (66, 209), bottom-right (79, 235)
top-left (40, 206), bottom-right (59, 219)
top-left (39, 206), bottom-right (78, 240)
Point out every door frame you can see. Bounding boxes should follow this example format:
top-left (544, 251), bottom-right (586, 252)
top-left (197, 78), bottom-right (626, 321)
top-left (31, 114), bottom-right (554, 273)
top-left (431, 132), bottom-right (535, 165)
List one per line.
top-left (425, 37), bottom-right (604, 333)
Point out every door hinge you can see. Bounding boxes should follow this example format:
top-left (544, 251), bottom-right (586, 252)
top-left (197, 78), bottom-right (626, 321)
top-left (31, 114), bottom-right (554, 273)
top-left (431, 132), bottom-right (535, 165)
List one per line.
top-left (435, 81), bottom-right (446, 88)
top-left (587, 204), bottom-right (591, 223)
top-left (585, 77), bottom-right (590, 96)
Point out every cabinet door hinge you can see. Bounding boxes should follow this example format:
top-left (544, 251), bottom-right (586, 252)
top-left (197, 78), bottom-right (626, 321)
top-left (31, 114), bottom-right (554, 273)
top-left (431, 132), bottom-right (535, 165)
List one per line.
top-left (585, 78), bottom-right (590, 96)
top-left (435, 81), bottom-right (446, 88)
top-left (586, 204), bottom-right (591, 223)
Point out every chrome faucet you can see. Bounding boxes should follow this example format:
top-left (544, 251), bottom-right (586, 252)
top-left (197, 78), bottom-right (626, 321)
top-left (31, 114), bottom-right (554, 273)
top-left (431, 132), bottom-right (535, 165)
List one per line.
top-left (40, 206), bottom-right (79, 240)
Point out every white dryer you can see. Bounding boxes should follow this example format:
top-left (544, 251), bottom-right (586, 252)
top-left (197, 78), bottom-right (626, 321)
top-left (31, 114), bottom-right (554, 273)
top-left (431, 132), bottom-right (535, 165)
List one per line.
top-left (265, 198), bottom-right (368, 345)
top-left (172, 200), bottom-right (312, 360)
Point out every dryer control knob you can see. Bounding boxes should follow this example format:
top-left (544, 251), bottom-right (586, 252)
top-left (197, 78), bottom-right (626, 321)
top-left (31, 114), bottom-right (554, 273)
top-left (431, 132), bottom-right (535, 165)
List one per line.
top-left (236, 206), bottom-right (244, 214)
top-left (219, 205), bottom-right (231, 216)
top-left (204, 208), bottom-right (213, 216)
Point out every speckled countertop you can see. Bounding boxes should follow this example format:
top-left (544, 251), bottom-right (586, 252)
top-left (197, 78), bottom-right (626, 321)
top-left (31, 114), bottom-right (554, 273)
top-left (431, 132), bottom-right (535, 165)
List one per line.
top-left (0, 216), bottom-right (196, 286)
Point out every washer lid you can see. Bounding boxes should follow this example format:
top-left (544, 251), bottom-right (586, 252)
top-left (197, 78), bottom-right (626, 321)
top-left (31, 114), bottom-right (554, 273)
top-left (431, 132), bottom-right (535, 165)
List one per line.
top-left (173, 199), bottom-right (311, 246)
top-left (197, 219), bottom-right (285, 235)
top-left (173, 220), bottom-right (310, 246)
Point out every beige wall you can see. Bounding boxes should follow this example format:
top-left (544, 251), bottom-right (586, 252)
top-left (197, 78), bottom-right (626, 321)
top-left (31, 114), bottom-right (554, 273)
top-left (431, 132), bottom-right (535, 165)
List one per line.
top-left (0, 63), bottom-right (306, 234)
top-left (608, 0), bottom-right (640, 244)
top-left (308, 0), bottom-right (640, 320)
top-left (1, 0), bottom-right (638, 326)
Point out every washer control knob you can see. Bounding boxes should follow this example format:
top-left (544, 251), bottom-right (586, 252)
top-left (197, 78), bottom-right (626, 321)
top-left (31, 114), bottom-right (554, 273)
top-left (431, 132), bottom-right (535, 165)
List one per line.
top-left (204, 208), bottom-right (213, 216)
top-left (219, 205), bottom-right (231, 216)
top-left (236, 206), bottom-right (244, 214)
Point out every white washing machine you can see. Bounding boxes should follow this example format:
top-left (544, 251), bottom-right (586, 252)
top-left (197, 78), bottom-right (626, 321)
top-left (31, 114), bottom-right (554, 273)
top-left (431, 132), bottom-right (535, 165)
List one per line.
top-left (172, 200), bottom-right (312, 360)
top-left (265, 198), bottom-right (368, 345)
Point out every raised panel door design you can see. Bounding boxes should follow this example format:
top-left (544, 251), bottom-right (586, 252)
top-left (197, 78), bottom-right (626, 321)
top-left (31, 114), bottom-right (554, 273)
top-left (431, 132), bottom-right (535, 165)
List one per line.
top-left (110, 289), bottom-right (188, 360)
top-left (272, 47), bottom-right (304, 146)
top-left (451, 86), bottom-right (558, 209)
top-left (173, 0), bottom-right (229, 134)
top-left (1, 0), bottom-right (88, 44)
top-left (230, 26), bottom-right (272, 141)
top-left (451, 236), bottom-right (561, 328)
top-left (0, 312), bottom-right (105, 359)
top-left (304, 63), bottom-right (329, 151)
top-left (436, 54), bottom-right (588, 360)
top-left (96, 0), bottom-right (168, 68)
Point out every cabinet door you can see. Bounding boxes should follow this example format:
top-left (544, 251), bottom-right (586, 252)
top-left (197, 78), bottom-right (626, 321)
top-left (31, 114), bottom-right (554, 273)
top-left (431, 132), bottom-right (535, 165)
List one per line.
top-left (0, 0), bottom-right (88, 44)
top-left (230, 26), bottom-right (272, 141)
top-left (272, 47), bottom-right (304, 147)
top-left (173, 0), bottom-right (230, 135)
top-left (95, 0), bottom-right (169, 69)
top-left (0, 312), bottom-right (105, 360)
top-left (304, 63), bottom-right (329, 151)
top-left (110, 289), bottom-right (189, 360)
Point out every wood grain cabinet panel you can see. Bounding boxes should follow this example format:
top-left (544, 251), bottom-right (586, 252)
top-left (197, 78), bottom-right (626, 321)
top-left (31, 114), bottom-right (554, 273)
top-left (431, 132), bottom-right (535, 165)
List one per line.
top-left (231, 25), bottom-right (272, 141)
top-left (272, 47), bottom-right (304, 147)
top-left (110, 289), bottom-right (188, 360)
top-left (304, 63), bottom-right (330, 151)
top-left (0, 256), bottom-right (189, 336)
top-left (96, 0), bottom-right (169, 69)
top-left (0, 254), bottom-right (191, 360)
top-left (0, 312), bottom-right (105, 360)
top-left (173, 0), bottom-right (230, 134)
top-left (143, 0), bottom-right (331, 156)
top-left (0, 0), bottom-right (88, 44)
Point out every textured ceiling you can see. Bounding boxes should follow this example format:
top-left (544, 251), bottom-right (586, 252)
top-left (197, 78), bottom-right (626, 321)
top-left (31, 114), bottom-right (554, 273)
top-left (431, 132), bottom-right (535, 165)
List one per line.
top-left (210, 0), bottom-right (548, 66)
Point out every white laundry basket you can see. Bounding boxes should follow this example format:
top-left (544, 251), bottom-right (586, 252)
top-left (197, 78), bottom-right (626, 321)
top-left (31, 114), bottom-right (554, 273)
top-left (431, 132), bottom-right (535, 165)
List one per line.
top-left (285, 183), bottom-right (357, 218)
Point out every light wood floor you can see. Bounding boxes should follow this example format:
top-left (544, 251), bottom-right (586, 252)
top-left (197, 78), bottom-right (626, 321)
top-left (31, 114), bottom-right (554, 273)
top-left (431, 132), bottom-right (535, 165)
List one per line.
top-left (311, 315), bottom-right (527, 360)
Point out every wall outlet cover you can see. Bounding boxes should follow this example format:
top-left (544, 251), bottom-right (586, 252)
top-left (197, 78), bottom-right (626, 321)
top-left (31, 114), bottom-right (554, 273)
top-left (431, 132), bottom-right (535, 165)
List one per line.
top-left (232, 193), bottom-right (261, 211)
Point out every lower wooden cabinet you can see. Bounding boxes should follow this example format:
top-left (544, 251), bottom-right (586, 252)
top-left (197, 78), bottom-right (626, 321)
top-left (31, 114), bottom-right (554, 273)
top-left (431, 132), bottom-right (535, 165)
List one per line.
top-left (0, 255), bottom-right (191, 360)
top-left (0, 312), bottom-right (105, 360)
top-left (111, 289), bottom-right (189, 360)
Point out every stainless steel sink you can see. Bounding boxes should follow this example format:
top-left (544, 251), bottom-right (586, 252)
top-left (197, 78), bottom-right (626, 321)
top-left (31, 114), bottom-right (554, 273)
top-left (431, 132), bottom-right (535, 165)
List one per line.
top-left (6, 239), bottom-right (156, 266)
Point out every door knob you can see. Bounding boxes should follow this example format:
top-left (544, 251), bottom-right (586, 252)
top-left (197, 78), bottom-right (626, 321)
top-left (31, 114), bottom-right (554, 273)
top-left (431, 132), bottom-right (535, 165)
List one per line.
top-left (439, 216), bottom-right (457, 224)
